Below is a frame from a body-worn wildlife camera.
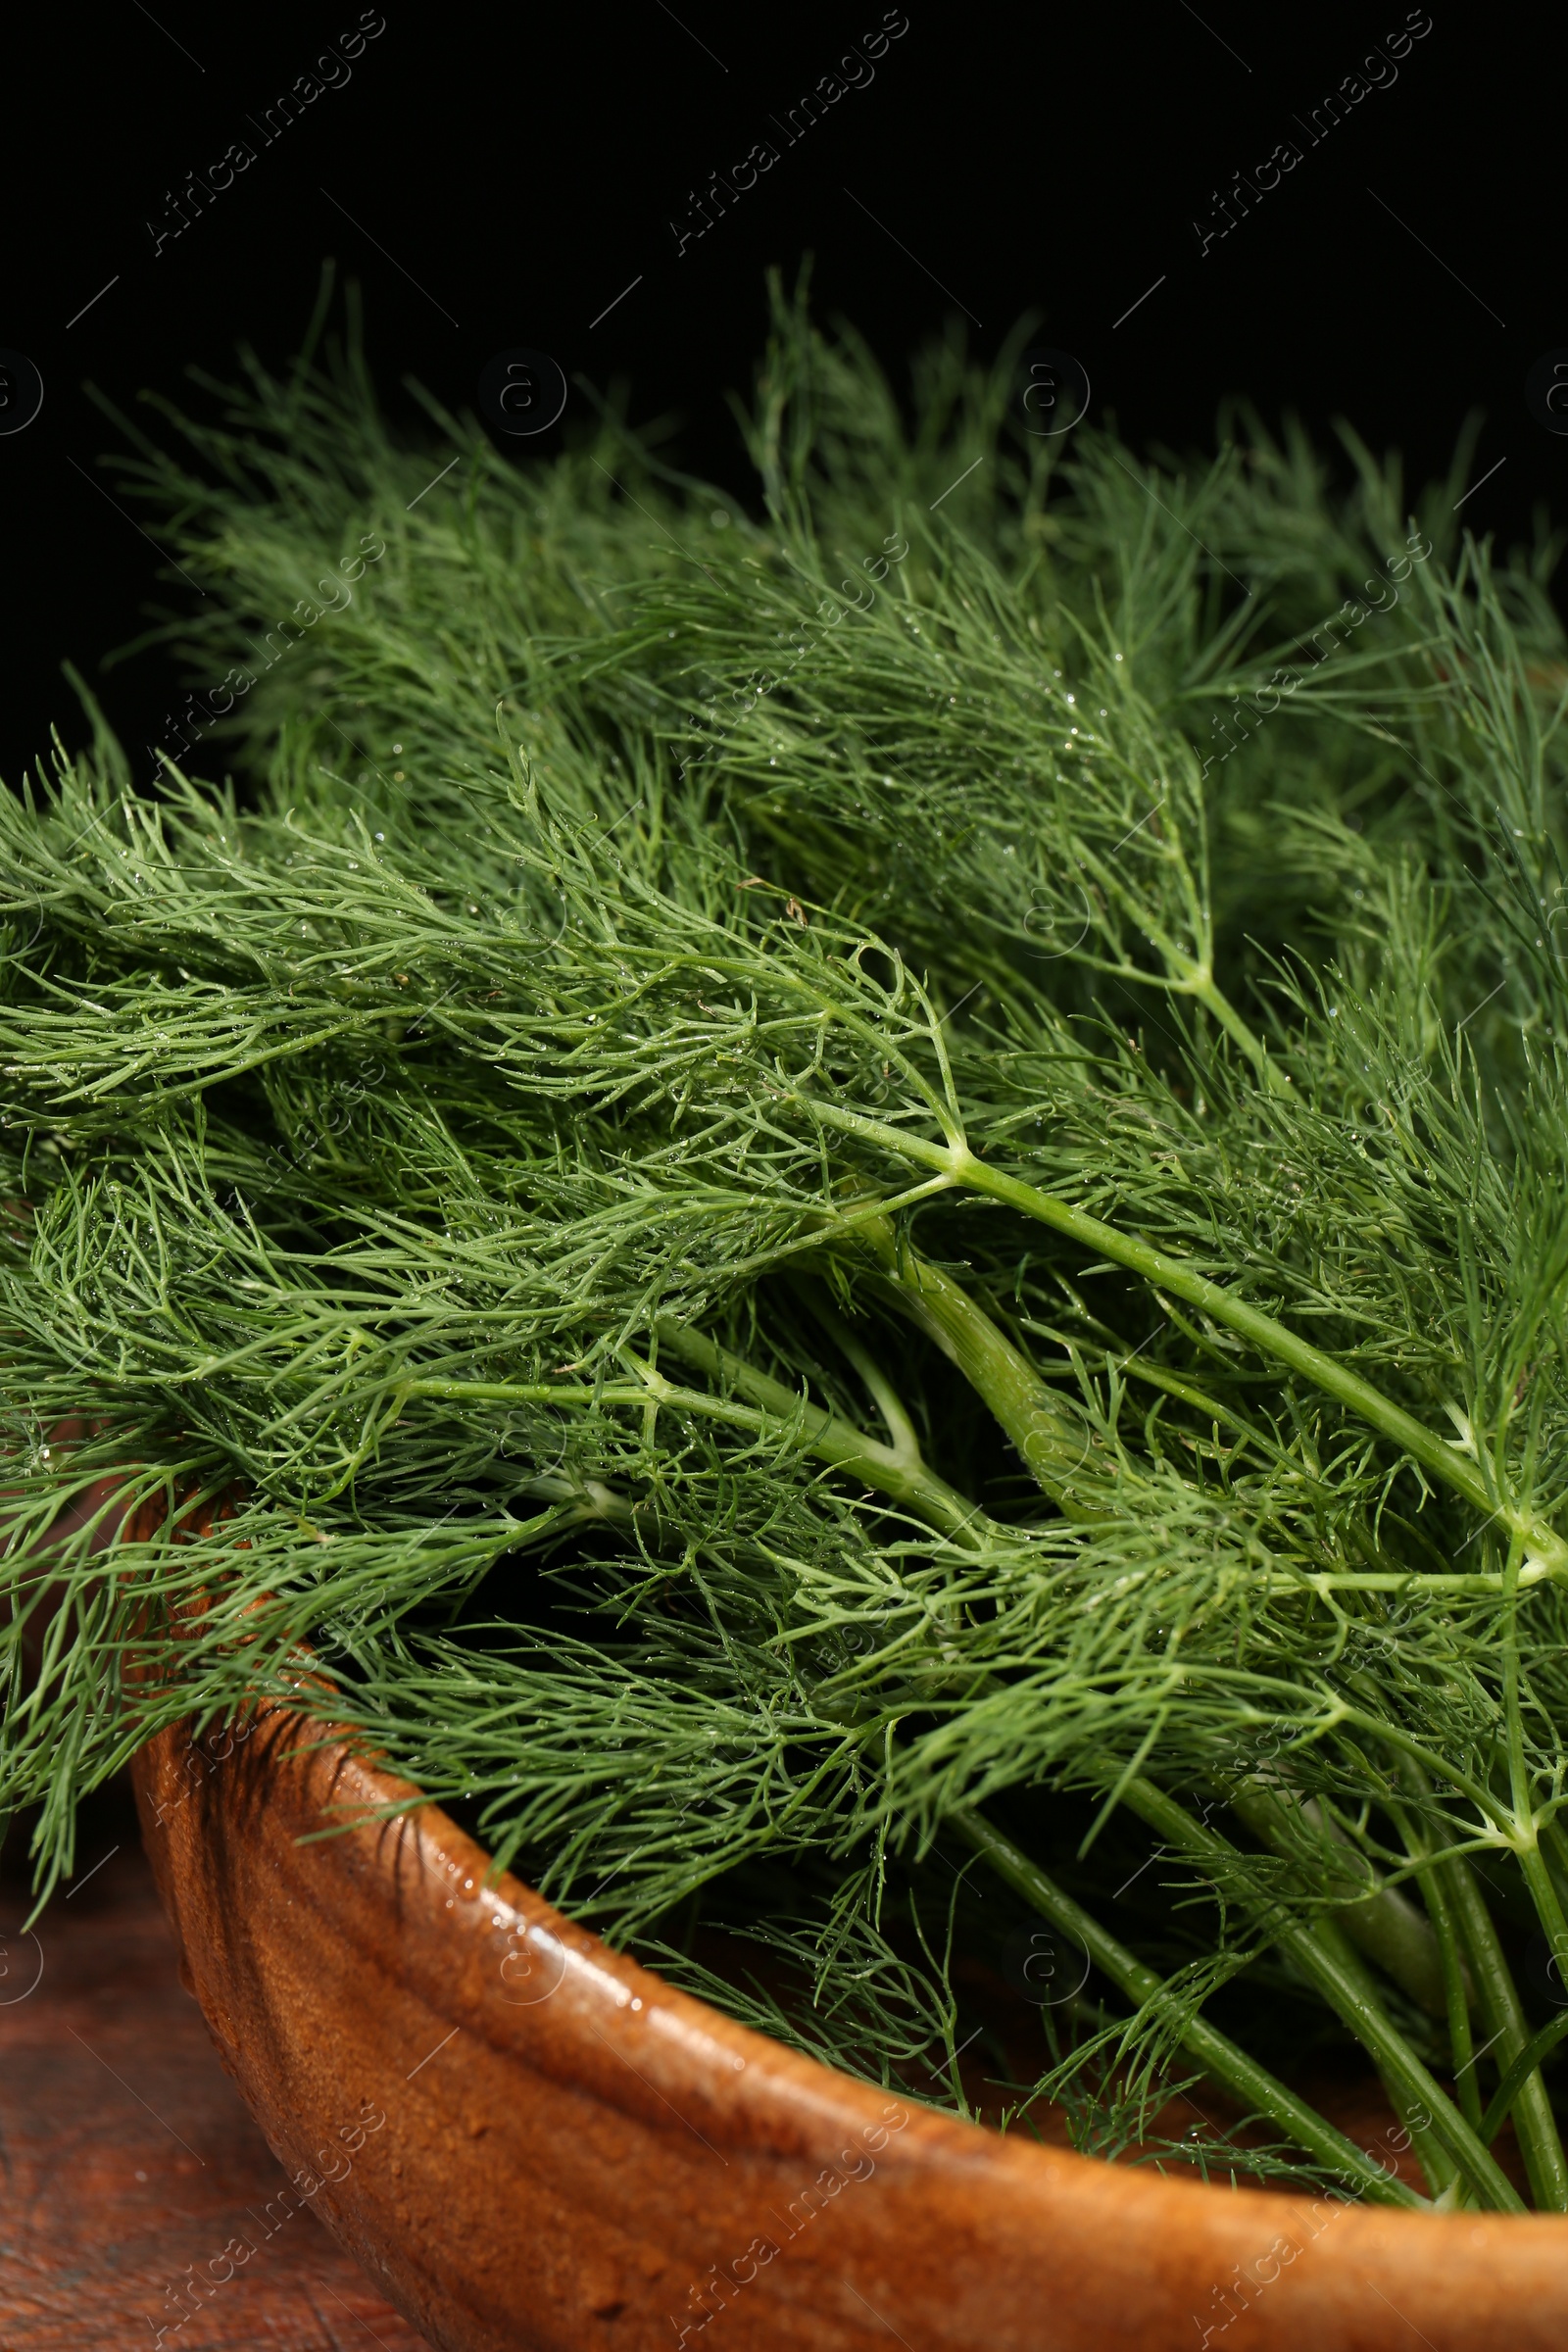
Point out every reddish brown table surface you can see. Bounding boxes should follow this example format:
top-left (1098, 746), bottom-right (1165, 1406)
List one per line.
top-left (0, 1782), bottom-right (430, 2352)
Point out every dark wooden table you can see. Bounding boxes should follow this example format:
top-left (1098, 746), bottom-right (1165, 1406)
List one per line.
top-left (0, 1780), bottom-right (430, 2352)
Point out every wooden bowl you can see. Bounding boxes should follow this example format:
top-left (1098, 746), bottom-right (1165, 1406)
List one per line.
top-left (128, 1693), bottom-right (1568, 2351)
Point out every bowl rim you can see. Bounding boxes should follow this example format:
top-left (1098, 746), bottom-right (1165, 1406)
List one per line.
top-left (56, 1458), bottom-right (1568, 2343)
top-left (130, 1678), bottom-right (1568, 2351)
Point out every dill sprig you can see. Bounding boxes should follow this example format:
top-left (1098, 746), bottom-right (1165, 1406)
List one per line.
top-left (6, 270), bottom-right (1568, 2211)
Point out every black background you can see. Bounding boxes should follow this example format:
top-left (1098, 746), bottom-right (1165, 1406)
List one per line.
top-left (2, 0), bottom-right (1559, 790)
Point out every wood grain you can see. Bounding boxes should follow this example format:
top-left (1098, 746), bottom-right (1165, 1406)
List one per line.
top-left (0, 1779), bottom-right (429, 2352)
top-left (129, 1698), bottom-right (1568, 2351)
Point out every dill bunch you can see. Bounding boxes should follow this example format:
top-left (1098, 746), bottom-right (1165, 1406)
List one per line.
top-left (7, 269), bottom-right (1568, 2211)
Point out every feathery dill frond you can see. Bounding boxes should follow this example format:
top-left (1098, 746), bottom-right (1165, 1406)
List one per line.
top-left (6, 272), bottom-right (1568, 2209)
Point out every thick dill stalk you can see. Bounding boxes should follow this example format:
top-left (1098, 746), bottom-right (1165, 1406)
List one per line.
top-left (950, 1804), bottom-right (1428, 2209)
top-left (1408, 1838), bottom-right (1485, 2134)
top-left (802, 1108), bottom-right (1568, 1581)
top-left (1226, 1785), bottom-right (1447, 2020)
top-left (1119, 1779), bottom-right (1522, 2210)
top-left (821, 1217), bottom-right (1107, 1513)
top-left (1433, 1813), bottom-right (1568, 2210)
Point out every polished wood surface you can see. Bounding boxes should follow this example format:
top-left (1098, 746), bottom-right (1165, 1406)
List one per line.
top-left (0, 1781), bottom-right (428, 2351)
top-left (125, 1699), bottom-right (1568, 2351)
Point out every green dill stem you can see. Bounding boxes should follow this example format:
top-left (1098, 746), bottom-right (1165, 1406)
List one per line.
top-left (647, 1320), bottom-right (993, 1543)
top-left (1499, 1538), bottom-right (1568, 2005)
top-left (1443, 1850), bottom-right (1568, 2210)
top-left (1433, 1877), bottom-right (1485, 2134)
top-left (1515, 1836), bottom-right (1568, 2008)
top-left (1121, 1778), bottom-right (1522, 2210)
top-left (1227, 1786), bottom-right (1447, 2019)
top-left (1227, 1786), bottom-right (1457, 2195)
top-left (1495, 1539), bottom-right (1568, 2201)
top-left (1541, 1817), bottom-right (1568, 1908)
top-left (789, 1282), bottom-right (926, 1466)
top-left (1481, 2013), bottom-right (1568, 2147)
top-left (1394, 1803), bottom-right (1484, 2136)
top-left (400, 1332), bottom-right (987, 1547)
top-left (803, 1106), bottom-right (1568, 1580)
top-left (948, 1802), bottom-right (1428, 2209)
top-left (827, 1215), bottom-right (1106, 1511)
top-left (1186, 969), bottom-right (1290, 1097)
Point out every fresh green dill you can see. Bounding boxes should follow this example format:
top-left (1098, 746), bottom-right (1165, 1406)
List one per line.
top-left (6, 268), bottom-right (1568, 2210)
